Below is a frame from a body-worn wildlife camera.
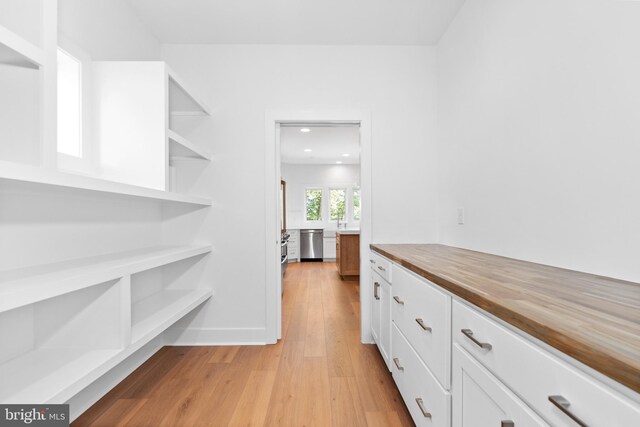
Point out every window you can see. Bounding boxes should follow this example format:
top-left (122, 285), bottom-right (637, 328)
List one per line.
top-left (57, 48), bottom-right (82, 157)
top-left (330, 188), bottom-right (347, 221)
top-left (353, 187), bottom-right (361, 221)
top-left (305, 189), bottom-right (323, 221)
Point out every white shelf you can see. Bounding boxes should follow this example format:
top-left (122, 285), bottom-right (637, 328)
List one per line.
top-left (0, 161), bottom-right (212, 206)
top-left (0, 245), bottom-right (212, 313)
top-left (167, 65), bottom-right (211, 116)
top-left (132, 289), bottom-right (212, 344)
top-left (0, 24), bottom-right (44, 68)
top-left (0, 289), bottom-right (212, 404)
top-left (0, 348), bottom-right (121, 404)
top-left (168, 129), bottom-right (211, 160)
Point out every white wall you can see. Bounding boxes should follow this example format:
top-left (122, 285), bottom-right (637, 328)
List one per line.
top-left (161, 44), bottom-right (439, 343)
top-left (282, 163), bottom-right (360, 229)
top-left (437, 0), bottom-right (640, 282)
top-left (58, 0), bottom-right (160, 60)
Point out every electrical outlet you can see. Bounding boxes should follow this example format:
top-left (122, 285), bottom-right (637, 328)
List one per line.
top-left (457, 207), bottom-right (465, 225)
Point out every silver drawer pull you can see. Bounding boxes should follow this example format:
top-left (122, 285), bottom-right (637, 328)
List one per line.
top-left (369, 259), bottom-right (376, 264)
top-left (393, 296), bottom-right (404, 305)
top-left (374, 282), bottom-right (380, 300)
top-left (461, 329), bottom-right (492, 350)
top-left (415, 398), bottom-right (431, 419)
top-left (415, 318), bottom-right (432, 332)
top-left (501, 422), bottom-right (514, 427)
top-left (393, 357), bottom-right (404, 371)
top-left (377, 265), bottom-right (386, 272)
top-left (548, 395), bottom-right (588, 427)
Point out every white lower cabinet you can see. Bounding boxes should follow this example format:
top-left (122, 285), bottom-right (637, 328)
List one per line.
top-left (379, 275), bottom-right (391, 369)
top-left (371, 273), bottom-right (381, 344)
top-left (371, 268), bottom-right (391, 369)
top-left (452, 344), bottom-right (548, 427)
top-left (392, 323), bottom-right (451, 426)
top-left (452, 300), bottom-right (640, 426)
top-left (373, 251), bottom-right (640, 427)
top-left (323, 236), bottom-right (336, 259)
top-left (287, 229), bottom-right (300, 261)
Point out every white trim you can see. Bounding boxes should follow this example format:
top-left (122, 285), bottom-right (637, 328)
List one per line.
top-left (265, 109), bottom-right (373, 344)
top-left (163, 327), bottom-right (268, 345)
top-left (67, 337), bottom-right (163, 422)
top-left (56, 37), bottom-right (96, 176)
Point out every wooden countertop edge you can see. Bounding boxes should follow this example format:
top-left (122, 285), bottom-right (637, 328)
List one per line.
top-left (370, 244), bottom-right (640, 394)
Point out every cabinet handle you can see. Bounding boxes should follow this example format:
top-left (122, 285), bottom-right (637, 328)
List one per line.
top-left (461, 329), bottom-right (492, 350)
top-left (548, 395), bottom-right (588, 427)
top-left (415, 398), bottom-right (431, 419)
top-left (374, 282), bottom-right (380, 300)
top-left (393, 357), bottom-right (404, 371)
top-left (393, 296), bottom-right (404, 305)
top-left (415, 318), bottom-right (432, 332)
top-left (501, 422), bottom-right (514, 427)
top-left (377, 265), bottom-right (386, 272)
top-left (370, 259), bottom-right (376, 264)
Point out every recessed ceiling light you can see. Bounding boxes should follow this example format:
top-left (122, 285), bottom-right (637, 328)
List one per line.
top-left (304, 148), bottom-right (312, 152)
top-left (300, 128), bottom-right (311, 133)
top-left (342, 153), bottom-right (350, 157)
top-left (336, 161), bottom-right (343, 164)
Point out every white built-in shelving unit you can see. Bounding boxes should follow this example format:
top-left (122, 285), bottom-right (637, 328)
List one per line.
top-left (0, 160), bottom-right (212, 206)
top-left (0, 1), bottom-right (214, 415)
top-left (91, 61), bottom-right (212, 191)
top-left (168, 129), bottom-right (211, 160)
top-left (0, 23), bottom-right (44, 68)
top-left (0, 246), bottom-right (212, 404)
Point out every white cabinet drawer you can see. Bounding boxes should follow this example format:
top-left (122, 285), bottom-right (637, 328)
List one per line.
top-left (453, 300), bottom-right (640, 426)
top-left (392, 323), bottom-right (451, 427)
top-left (452, 343), bottom-right (548, 427)
top-left (369, 251), bottom-right (392, 282)
top-left (392, 265), bottom-right (451, 389)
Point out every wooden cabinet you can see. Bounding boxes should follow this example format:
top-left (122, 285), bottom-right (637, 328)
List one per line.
top-left (336, 232), bottom-right (360, 278)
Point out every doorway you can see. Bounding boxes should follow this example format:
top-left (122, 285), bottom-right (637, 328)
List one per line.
top-left (264, 110), bottom-right (372, 344)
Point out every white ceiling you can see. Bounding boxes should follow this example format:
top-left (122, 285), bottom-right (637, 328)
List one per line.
top-left (280, 125), bottom-right (360, 165)
top-left (129, 0), bottom-right (466, 45)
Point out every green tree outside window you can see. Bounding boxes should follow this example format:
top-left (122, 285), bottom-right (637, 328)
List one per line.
top-left (330, 189), bottom-right (346, 221)
top-left (353, 188), bottom-right (361, 221)
top-left (306, 189), bottom-right (322, 221)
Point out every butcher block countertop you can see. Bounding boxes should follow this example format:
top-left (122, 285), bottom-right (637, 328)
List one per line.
top-left (370, 243), bottom-right (640, 394)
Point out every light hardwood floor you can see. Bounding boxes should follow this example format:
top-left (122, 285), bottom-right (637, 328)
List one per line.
top-left (72, 262), bottom-right (414, 426)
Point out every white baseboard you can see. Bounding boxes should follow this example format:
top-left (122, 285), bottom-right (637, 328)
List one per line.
top-left (67, 336), bottom-right (164, 422)
top-left (163, 327), bottom-right (268, 345)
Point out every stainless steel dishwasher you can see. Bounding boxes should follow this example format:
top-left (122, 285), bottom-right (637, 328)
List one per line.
top-left (300, 229), bottom-right (323, 261)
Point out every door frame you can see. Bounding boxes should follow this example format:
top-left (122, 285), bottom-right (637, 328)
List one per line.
top-left (264, 109), bottom-right (373, 344)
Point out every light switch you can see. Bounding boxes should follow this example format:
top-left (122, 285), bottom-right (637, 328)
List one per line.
top-left (457, 207), bottom-right (465, 225)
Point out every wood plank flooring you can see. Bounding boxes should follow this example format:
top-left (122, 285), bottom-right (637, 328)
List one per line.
top-left (72, 262), bottom-right (414, 427)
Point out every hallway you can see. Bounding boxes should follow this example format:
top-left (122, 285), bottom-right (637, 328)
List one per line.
top-left (73, 262), bottom-right (413, 426)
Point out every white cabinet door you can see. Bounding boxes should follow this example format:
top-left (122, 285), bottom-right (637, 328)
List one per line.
top-left (371, 274), bottom-right (381, 345)
top-left (452, 344), bottom-right (548, 427)
top-left (323, 237), bottom-right (336, 259)
top-left (379, 278), bottom-right (391, 369)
